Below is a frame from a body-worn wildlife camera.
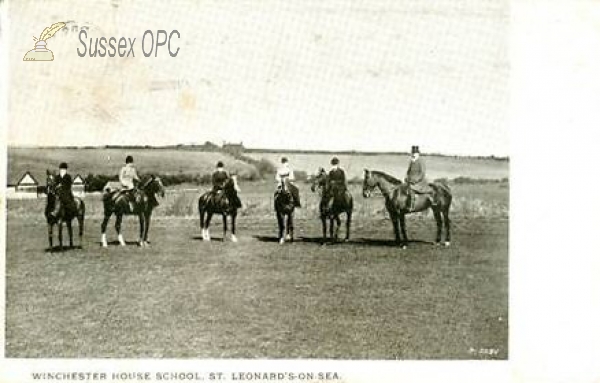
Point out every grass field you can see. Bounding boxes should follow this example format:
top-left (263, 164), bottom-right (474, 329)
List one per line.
top-left (5, 181), bottom-right (508, 359)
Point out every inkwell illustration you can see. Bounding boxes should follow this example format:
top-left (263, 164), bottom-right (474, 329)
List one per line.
top-left (23, 22), bottom-right (66, 61)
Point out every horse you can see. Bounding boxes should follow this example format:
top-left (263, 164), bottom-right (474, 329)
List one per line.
top-left (198, 175), bottom-right (240, 242)
top-left (44, 170), bottom-right (85, 251)
top-left (100, 175), bottom-right (165, 247)
top-left (362, 169), bottom-right (452, 248)
top-left (274, 178), bottom-right (296, 244)
top-left (311, 167), bottom-right (353, 244)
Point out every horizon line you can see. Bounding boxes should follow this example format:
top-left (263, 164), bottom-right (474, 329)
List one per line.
top-left (7, 144), bottom-right (510, 159)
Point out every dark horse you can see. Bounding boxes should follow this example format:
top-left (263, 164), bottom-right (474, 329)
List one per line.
top-left (198, 175), bottom-right (240, 242)
top-left (311, 167), bottom-right (353, 244)
top-left (100, 175), bottom-right (165, 247)
top-left (362, 169), bottom-right (452, 248)
top-left (44, 170), bottom-right (85, 250)
top-left (274, 178), bottom-right (295, 244)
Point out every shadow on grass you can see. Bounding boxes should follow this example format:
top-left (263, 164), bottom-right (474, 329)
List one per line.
top-left (44, 245), bottom-right (84, 253)
top-left (253, 235), bottom-right (435, 247)
top-left (191, 236), bottom-right (226, 242)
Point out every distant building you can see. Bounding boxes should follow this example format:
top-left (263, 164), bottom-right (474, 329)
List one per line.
top-left (222, 142), bottom-right (244, 156)
top-left (73, 174), bottom-right (85, 197)
top-left (12, 171), bottom-right (40, 199)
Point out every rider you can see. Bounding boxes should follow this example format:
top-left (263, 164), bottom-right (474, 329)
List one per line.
top-left (119, 155), bottom-right (140, 212)
top-left (212, 161), bottom-right (242, 208)
top-left (53, 162), bottom-right (76, 216)
top-left (327, 157), bottom-right (347, 201)
top-left (405, 145), bottom-right (437, 209)
top-left (275, 157), bottom-right (301, 208)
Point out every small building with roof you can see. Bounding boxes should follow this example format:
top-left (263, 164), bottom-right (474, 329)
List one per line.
top-left (73, 174), bottom-right (85, 197)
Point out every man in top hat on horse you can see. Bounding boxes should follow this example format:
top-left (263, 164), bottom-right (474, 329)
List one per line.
top-left (53, 162), bottom-right (77, 216)
top-left (212, 161), bottom-right (242, 208)
top-left (119, 155), bottom-right (140, 212)
top-left (405, 145), bottom-right (437, 210)
top-left (275, 157), bottom-right (301, 208)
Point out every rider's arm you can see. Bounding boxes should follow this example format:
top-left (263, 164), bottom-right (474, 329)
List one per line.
top-left (288, 169), bottom-right (295, 182)
top-left (132, 167), bottom-right (140, 181)
top-left (275, 169), bottom-right (282, 183)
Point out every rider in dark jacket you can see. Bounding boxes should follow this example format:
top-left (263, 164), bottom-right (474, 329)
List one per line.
top-left (211, 161), bottom-right (242, 208)
top-left (53, 162), bottom-right (75, 216)
top-left (326, 157), bottom-right (347, 203)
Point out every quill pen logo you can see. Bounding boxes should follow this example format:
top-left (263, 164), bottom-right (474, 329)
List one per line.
top-left (23, 22), bottom-right (66, 61)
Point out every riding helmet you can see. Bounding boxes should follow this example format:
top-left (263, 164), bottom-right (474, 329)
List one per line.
top-left (411, 146), bottom-right (420, 154)
top-left (330, 157), bottom-right (339, 165)
top-left (281, 157), bottom-right (288, 164)
top-left (59, 162), bottom-right (68, 169)
top-left (216, 161), bottom-right (224, 168)
top-left (126, 155), bottom-right (134, 163)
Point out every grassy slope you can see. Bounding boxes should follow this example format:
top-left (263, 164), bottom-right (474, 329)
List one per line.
top-left (7, 148), bottom-right (257, 185)
top-left (7, 148), bottom-right (509, 186)
top-left (245, 152), bottom-right (509, 180)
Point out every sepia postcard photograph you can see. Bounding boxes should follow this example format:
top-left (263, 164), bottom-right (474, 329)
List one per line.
top-left (0, 0), bottom-right (598, 382)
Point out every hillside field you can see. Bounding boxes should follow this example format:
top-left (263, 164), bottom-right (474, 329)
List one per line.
top-left (7, 147), bottom-right (509, 186)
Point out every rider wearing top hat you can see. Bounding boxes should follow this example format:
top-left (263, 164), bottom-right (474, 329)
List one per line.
top-left (275, 157), bottom-right (301, 208)
top-left (53, 162), bottom-right (75, 216)
top-left (405, 146), bottom-right (437, 208)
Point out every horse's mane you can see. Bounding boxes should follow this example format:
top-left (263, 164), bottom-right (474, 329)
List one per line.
top-left (370, 170), bottom-right (403, 185)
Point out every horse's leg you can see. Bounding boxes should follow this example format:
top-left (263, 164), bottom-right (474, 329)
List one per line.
top-left (288, 212), bottom-right (294, 243)
top-left (66, 219), bottom-right (73, 248)
top-left (329, 217), bottom-right (335, 243)
top-left (138, 213), bottom-right (145, 246)
top-left (222, 214), bottom-right (228, 242)
top-left (277, 212), bottom-right (285, 244)
top-left (392, 214), bottom-right (401, 245)
top-left (78, 214), bottom-right (84, 248)
top-left (116, 214), bottom-right (125, 246)
top-left (199, 207), bottom-right (206, 239)
top-left (433, 208), bottom-right (443, 245)
top-left (205, 212), bottom-right (213, 241)
top-left (230, 212), bottom-right (238, 243)
top-left (443, 205), bottom-right (451, 246)
top-left (47, 222), bottom-right (54, 250)
top-left (321, 215), bottom-right (327, 245)
top-left (58, 220), bottom-right (64, 251)
top-left (399, 213), bottom-right (408, 249)
top-left (335, 215), bottom-right (341, 240)
top-left (100, 212), bottom-right (111, 247)
top-left (144, 211), bottom-right (152, 245)
top-left (345, 211), bottom-right (352, 242)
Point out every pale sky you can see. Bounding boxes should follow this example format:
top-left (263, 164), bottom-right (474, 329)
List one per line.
top-left (8, 0), bottom-right (509, 156)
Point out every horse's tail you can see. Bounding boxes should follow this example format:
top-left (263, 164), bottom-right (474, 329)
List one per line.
top-left (433, 180), bottom-right (452, 204)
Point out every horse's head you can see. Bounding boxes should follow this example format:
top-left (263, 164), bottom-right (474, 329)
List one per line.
top-left (142, 175), bottom-right (165, 198)
top-left (362, 169), bottom-right (377, 198)
top-left (225, 174), bottom-right (241, 194)
top-left (311, 167), bottom-right (327, 193)
top-left (46, 169), bottom-right (58, 196)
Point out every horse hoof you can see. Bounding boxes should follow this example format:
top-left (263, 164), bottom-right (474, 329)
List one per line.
top-left (285, 234), bottom-right (291, 241)
top-left (231, 235), bottom-right (238, 243)
top-left (279, 238), bottom-right (285, 245)
top-left (444, 241), bottom-right (451, 247)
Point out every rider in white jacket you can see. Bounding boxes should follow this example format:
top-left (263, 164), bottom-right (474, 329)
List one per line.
top-left (275, 157), bottom-right (301, 207)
